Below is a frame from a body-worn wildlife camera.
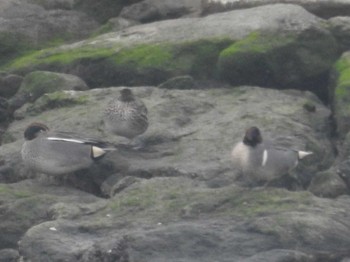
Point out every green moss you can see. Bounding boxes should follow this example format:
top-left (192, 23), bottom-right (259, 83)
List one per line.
top-left (26, 91), bottom-right (88, 115)
top-left (20, 71), bottom-right (65, 96)
top-left (224, 189), bottom-right (313, 218)
top-left (219, 32), bottom-right (294, 58)
top-left (335, 57), bottom-right (350, 101)
top-left (107, 178), bottom-right (314, 222)
top-left (4, 46), bottom-right (117, 71)
top-left (92, 22), bottom-right (115, 37)
top-left (112, 44), bottom-right (174, 69)
top-left (0, 184), bottom-right (33, 199)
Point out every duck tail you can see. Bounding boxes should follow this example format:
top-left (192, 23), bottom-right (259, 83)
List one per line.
top-left (298, 151), bottom-right (313, 159)
top-left (91, 146), bottom-right (108, 160)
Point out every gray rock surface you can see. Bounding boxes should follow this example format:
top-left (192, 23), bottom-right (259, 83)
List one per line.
top-left (2, 86), bottom-right (333, 186)
top-left (328, 16), bottom-right (350, 52)
top-left (0, 73), bottom-right (22, 98)
top-left (120, 0), bottom-right (203, 23)
top-left (0, 85), bottom-right (342, 260)
top-left (203, 0), bottom-right (350, 18)
top-left (0, 0), bottom-right (99, 52)
top-left (4, 4), bottom-right (339, 95)
top-left (9, 71), bottom-right (88, 113)
top-left (0, 1), bottom-right (350, 261)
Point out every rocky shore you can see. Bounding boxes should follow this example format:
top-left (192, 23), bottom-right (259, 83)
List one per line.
top-left (1, 1), bottom-right (350, 261)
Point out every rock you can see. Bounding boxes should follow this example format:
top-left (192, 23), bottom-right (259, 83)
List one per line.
top-left (72, 0), bottom-right (137, 24)
top-left (96, 17), bottom-right (139, 34)
top-left (2, 4), bottom-right (339, 94)
top-left (0, 73), bottom-right (22, 98)
top-left (16, 181), bottom-right (350, 261)
top-left (203, 0), bottom-right (350, 18)
top-left (120, 0), bottom-right (203, 23)
top-left (0, 96), bottom-right (10, 123)
top-left (0, 180), bottom-right (101, 248)
top-left (328, 16), bottom-right (350, 52)
top-left (0, 249), bottom-right (19, 262)
top-left (308, 167), bottom-right (348, 198)
top-left (335, 159), bottom-right (350, 190)
top-left (8, 71), bottom-right (88, 112)
top-left (0, 85), bottom-right (345, 261)
top-left (0, 0), bottom-right (99, 60)
top-left (2, 86), bottom-right (333, 189)
top-left (158, 75), bottom-right (195, 89)
top-left (26, 0), bottom-right (77, 10)
top-left (241, 249), bottom-right (314, 262)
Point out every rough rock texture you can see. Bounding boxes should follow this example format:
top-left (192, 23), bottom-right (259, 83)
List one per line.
top-left (0, 85), bottom-right (342, 260)
top-left (120, 0), bottom-right (203, 23)
top-left (0, 1), bottom-right (350, 261)
top-left (0, 73), bottom-right (22, 98)
top-left (8, 71), bottom-right (88, 113)
top-left (328, 16), bottom-right (350, 52)
top-left (0, 0), bottom-right (99, 58)
top-left (203, 0), bottom-right (350, 18)
top-left (13, 180), bottom-right (350, 261)
top-left (2, 86), bottom-right (333, 186)
top-left (3, 4), bottom-right (339, 97)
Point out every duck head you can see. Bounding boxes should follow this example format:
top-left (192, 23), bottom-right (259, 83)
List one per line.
top-left (119, 88), bottom-right (135, 102)
top-left (24, 122), bottom-right (49, 141)
top-left (243, 126), bottom-right (262, 147)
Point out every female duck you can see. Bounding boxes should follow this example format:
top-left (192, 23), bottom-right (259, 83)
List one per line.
top-left (104, 88), bottom-right (148, 141)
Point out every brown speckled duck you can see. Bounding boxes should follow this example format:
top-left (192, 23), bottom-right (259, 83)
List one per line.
top-left (104, 88), bottom-right (148, 142)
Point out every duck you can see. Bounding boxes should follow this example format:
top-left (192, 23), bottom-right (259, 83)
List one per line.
top-left (231, 126), bottom-right (312, 185)
top-left (21, 122), bottom-right (116, 175)
top-left (103, 88), bottom-right (148, 142)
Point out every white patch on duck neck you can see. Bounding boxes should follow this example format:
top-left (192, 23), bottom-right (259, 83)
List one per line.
top-left (262, 149), bottom-right (268, 167)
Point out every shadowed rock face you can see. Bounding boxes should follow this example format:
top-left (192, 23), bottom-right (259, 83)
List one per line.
top-left (2, 4), bottom-right (339, 98)
top-left (203, 0), bottom-right (350, 19)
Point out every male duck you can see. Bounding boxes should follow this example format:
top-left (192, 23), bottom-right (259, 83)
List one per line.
top-left (231, 126), bottom-right (312, 185)
top-left (21, 122), bottom-right (116, 175)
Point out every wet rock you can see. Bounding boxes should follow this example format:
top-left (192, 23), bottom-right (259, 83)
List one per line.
top-left (9, 71), bottom-right (88, 112)
top-left (120, 0), bottom-right (203, 23)
top-left (203, 0), bottom-right (350, 18)
top-left (0, 73), bottom-right (22, 98)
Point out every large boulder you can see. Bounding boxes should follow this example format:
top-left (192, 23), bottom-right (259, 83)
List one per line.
top-left (8, 71), bottom-right (88, 113)
top-left (120, 0), bottom-right (203, 23)
top-left (0, 0), bottom-right (99, 61)
top-left (2, 86), bottom-right (333, 187)
top-left (0, 84), bottom-right (343, 260)
top-left (2, 4), bottom-right (339, 98)
top-left (203, 0), bottom-right (350, 18)
top-left (16, 180), bottom-right (350, 261)
top-left (328, 16), bottom-right (350, 52)
top-left (0, 72), bottom-right (22, 98)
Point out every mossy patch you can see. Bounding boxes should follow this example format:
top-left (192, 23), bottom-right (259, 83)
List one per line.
top-left (218, 31), bottom-right (337, 89)
top-left (18, 71), bottom-right (65, 98)
top-left (333, 54), bottom-right (350, 137)
top-left (26, 91), bottom-right (89, 115)
top-left (3, 38), bottom-right (232, 86)
top-left (107, 178), bottom-right (314, 222)
top-left (334, 56), bottom-right (350, 101)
